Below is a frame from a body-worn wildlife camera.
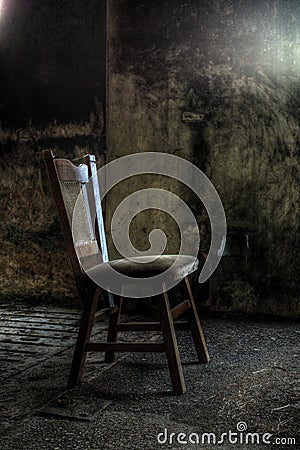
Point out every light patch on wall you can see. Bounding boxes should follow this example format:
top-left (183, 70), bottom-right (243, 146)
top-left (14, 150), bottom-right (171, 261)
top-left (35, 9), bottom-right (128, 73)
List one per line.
top-left (0, 1), bottom-right (3, 20)
top-left (295, 35), bottom-right (300, 69)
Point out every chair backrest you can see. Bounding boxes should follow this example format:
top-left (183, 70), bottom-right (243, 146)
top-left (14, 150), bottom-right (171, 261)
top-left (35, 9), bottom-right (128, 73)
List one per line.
top-left (43, 149), bottom-right (109, 303)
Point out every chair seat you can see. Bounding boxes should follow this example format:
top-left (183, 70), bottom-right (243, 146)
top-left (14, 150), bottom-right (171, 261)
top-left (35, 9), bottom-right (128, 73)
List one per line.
top-left (87, 254), bottom-right (198, 281)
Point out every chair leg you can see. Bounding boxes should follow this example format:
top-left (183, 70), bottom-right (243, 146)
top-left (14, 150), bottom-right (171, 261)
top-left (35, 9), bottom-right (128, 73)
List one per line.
top-left (184, 277), bottom-right (210, 364)
top-left (68, 285), bottom-right (99, 389)
top-left (159, 288), bottom-right (186, 394)
top-left (105, 294), bottom-right (123, 363)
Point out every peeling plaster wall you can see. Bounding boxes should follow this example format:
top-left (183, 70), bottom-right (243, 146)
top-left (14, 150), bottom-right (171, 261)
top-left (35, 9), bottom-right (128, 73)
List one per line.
top-left (107, 0), bottom-right (300, 317)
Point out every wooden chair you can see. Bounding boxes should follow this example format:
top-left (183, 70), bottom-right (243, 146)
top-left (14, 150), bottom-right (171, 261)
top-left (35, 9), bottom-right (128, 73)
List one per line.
top-left (43, 149), bottom-right (210, 394)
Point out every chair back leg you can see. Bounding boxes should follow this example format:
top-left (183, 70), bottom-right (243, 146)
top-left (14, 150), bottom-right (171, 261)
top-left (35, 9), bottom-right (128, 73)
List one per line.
top-left (105, 295), bottom-right (123, 363)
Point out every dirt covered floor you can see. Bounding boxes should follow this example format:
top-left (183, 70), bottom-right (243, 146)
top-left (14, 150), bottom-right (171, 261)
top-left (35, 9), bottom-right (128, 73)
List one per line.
top-left (0, 301), bottom-right (298, 450)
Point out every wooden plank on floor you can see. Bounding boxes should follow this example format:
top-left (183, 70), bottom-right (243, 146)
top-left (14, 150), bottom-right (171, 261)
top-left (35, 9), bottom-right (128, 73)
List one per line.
top-left (0, 329), bottom-right (78, 338)
top-left (0, 317), bottom-right (79, 325)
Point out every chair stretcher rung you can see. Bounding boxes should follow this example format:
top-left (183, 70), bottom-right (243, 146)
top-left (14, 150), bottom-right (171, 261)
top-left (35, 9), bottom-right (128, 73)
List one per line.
top-left (85, 342), bottom-right (165, 352)
top-left (94, 306), bottom-right (118, 322)
top-left (171, 299), bottom-right (191, 319)
top-left (118, 322), bottom-right (161, 331)
top-left (117, 321), bottom-right (190, 332)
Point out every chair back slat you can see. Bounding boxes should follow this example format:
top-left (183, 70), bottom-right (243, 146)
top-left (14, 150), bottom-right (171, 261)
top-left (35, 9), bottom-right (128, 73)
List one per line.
top-left (83, 155), bottom-right (114, 307)
top-left (54, 158), bottom-right (89, 183)
top-left (43, 149), bottom-right (106, 304)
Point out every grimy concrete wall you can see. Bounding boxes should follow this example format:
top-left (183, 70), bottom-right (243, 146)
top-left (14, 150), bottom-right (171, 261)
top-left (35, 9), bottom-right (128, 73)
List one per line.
top-left (0, 0), bottom-right (105, 126)
top-left (106, 0), bottom-right (300, 317)
top-left (0, 1), bottom-right (298, 318)
top-left (0, 0), bottom-right (106, 303)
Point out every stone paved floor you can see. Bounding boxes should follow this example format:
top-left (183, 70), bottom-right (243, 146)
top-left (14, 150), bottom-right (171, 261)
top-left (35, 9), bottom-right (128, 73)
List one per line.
top-left (0, 301), bottom-right (298, 449)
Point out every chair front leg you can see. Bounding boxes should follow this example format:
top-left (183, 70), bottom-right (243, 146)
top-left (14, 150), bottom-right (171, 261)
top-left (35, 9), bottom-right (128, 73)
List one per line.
top-left (68, 284), bottom-right (99, 388)
top-left (185, 277), bottom-right (210, 364)
top-left (159, 287), bottom-right (186, 394)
